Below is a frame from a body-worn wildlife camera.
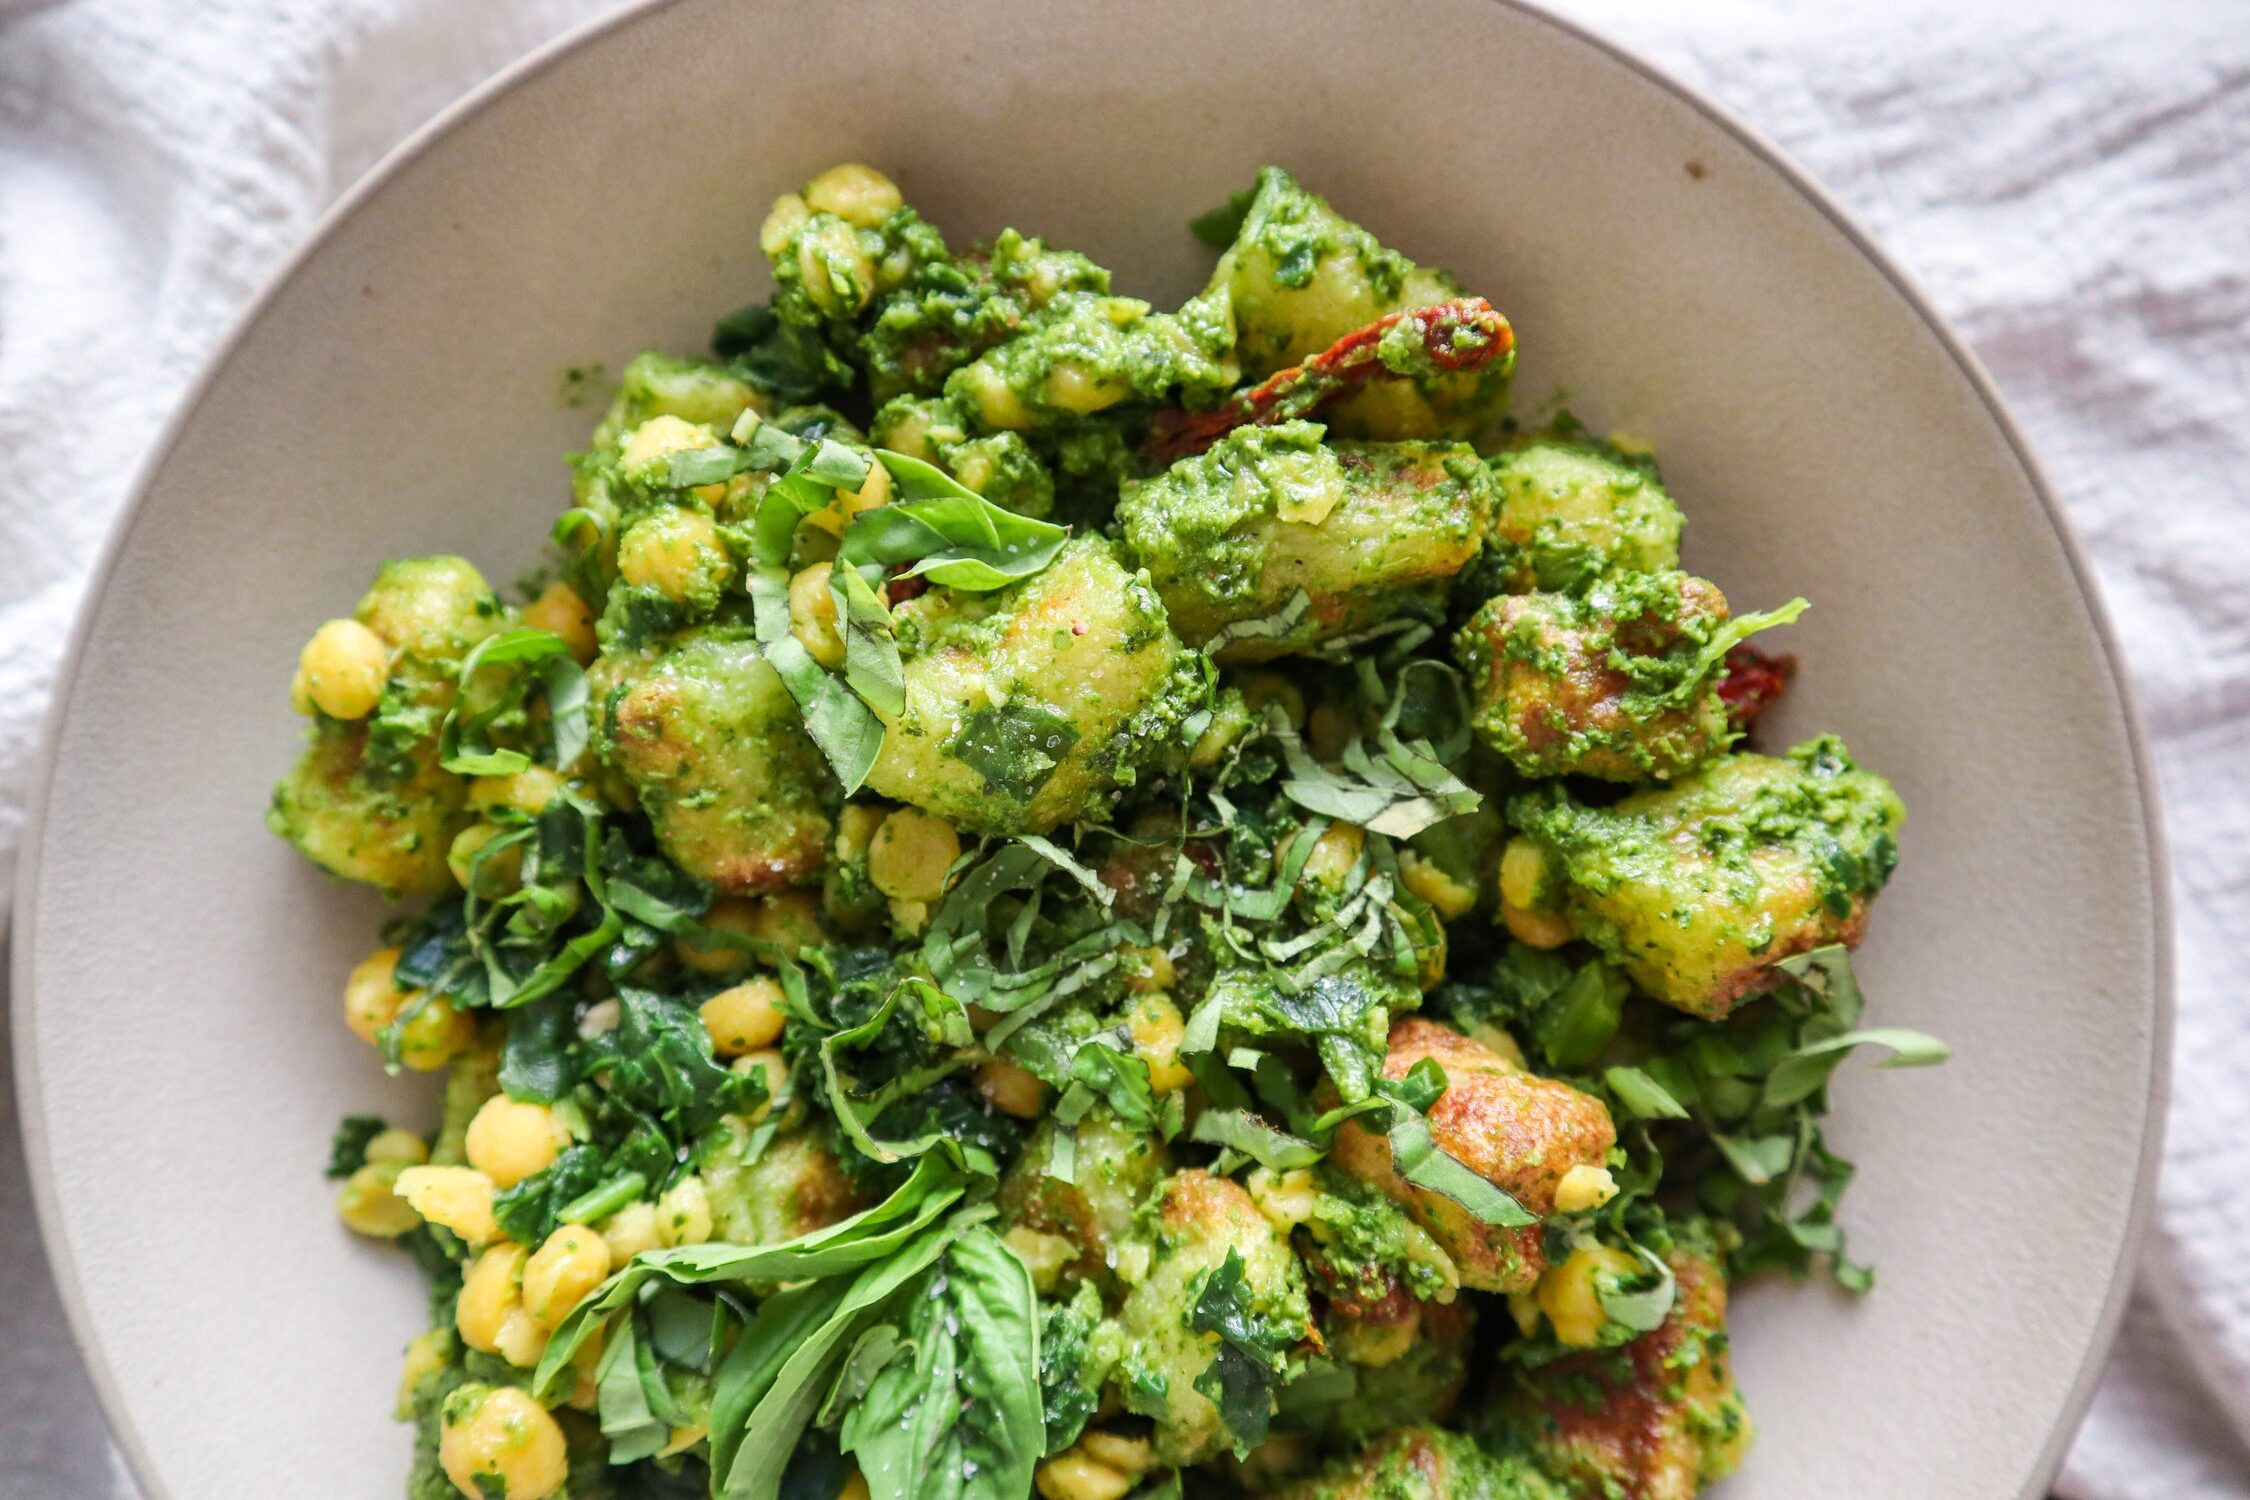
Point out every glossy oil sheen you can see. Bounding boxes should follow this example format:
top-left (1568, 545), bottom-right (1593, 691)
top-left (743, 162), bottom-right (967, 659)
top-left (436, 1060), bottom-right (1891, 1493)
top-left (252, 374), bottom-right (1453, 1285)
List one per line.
top-left (11, 0), bottom-right (2167, 1496)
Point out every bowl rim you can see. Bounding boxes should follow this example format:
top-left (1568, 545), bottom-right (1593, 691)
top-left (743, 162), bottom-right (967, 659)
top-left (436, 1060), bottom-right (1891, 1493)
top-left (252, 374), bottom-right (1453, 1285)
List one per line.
top-left (8, 2), bottom-right (2174, 1496)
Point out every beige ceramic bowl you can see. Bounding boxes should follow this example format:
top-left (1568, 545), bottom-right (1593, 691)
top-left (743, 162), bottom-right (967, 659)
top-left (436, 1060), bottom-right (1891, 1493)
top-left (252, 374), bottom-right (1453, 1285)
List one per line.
top-left (12, 1), bottom-right (2168, 1496)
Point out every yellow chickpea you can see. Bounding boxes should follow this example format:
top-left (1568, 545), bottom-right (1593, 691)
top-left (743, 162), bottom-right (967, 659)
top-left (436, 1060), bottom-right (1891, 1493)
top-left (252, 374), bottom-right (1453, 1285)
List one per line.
top-left (960, 361), bottom-right (1033, 431)
top-left (395, 1165), bottom-right (500, 1246)
top-left (522, 1225), bottom-right (612, 1329)
top-left (448, 823), bottom-right (523, 897)
top-left (1036, 1432), bottom-right (1153, 1500)
top-left (788, 561), bottom-right (846, 668)
top-left (469, 766), bottom-right (567, 818)
top-left (344, 947), bottom-right (407, 1046)
top-left (619, 413), bottom-right (717, 474)
top-left (346, 958), bottom-right (474, 1074)
top-left (439, 1384), bottom-right (568, 1500)
top-left (1120, 946), bottom-right (1175, 995)
top-left (834, 804), bottom-right (887, 864)
top-left (464, 1096), bottom-right (569, 1189)
top-left (1332, 1302), bottom-right (1422, 1368)
top-left (794, 216), bottom-right (876, 316)
top-left (1042, 361), bottom-right (1125, 415)
top-left (1553, 1163), bottom-right (1620, 1215)
top-left (838, 1469), bottom-right (872, 1500)
top-left (1125, 993), bottom-right (1192, 1094)
top-left (521, 580), bottom-right (597, 665)
top-left (1237, 672), bottom-right (1306, 728)
top-left (867, 807), bottom-right (961, 904)
top-left (1536, 1241), bottom-right (1641, 1349)
top-left (745, 889), bottom-right (824, 958)
top-left (976, 1057), bottom-right (1047, 1119)
top-left (803, 163), bottom-right (903, 228)
top-left (617, 508), bottom-right (731, 604)
top-left (731, 1048), bottom-right (788, 1118)
top-left (1299, 822), bottom-right (1365, 889)
top-left (655, 1175), bottom-right (712, 1248)
top-left (395, 1328), bottom-right (450, 1420)
top-left (364, 1128), bottom-right (430, 1167)
top-left (674, 896), bottom-right (762, 975)
top-left (1002, 1225), bottom-right (1078, 1293)
top-left (699, 975), bottom-right (787, 1056)
top-left (336, 1163), bottom-right (420, 1238)
top-left (456, 1242), bottom-right (530, 1354)
top-left (1499, 837), bottom-right (1573, 949)
top-left (759, 193), bottom-right (812, 257)
top-left (295, 618), bottom-right (390, 720)
top-left (1398, 850), bottom-right (1478, 922)
top-left (598, 1201), bottom-right (661, 1264)
top-left (1245, 1167), bottom-right (1319, 1232)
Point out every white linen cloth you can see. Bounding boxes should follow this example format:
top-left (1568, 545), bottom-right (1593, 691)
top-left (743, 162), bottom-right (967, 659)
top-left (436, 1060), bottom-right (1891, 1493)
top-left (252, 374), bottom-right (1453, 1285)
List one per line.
top-left (0, 1), bottom-right (2243, 1496)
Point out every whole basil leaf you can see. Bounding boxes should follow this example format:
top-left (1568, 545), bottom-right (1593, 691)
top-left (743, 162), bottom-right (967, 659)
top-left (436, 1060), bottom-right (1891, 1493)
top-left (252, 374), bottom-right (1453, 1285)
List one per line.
top-left (840, 1225), bottom-right (1043, 1500)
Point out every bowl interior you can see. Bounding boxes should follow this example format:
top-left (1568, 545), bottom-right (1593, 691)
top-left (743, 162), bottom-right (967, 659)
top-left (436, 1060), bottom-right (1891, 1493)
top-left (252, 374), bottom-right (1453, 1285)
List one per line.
top-left (14, 0), bottom-right (2163, 1495)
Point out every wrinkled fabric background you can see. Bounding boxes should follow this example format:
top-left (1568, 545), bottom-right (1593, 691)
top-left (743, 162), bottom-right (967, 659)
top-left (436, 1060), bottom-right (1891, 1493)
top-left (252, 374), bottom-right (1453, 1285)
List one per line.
top-left (0, 1), bottom-right (2243, 1496)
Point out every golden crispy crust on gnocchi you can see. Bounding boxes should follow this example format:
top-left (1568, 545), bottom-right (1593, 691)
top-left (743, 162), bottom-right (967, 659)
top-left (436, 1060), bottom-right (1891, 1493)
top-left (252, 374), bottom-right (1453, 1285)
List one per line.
top-left (1332, 1019), bottom-right (1615, 1294)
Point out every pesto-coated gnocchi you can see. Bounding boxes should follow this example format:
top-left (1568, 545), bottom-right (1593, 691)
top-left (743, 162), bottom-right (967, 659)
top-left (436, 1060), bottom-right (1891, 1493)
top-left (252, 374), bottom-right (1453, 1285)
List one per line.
top-left (280, 165), bottom-right (1927, 1500)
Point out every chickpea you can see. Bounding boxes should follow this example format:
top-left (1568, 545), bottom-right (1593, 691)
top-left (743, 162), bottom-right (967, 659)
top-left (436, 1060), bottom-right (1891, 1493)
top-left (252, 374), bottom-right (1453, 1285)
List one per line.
top-left (759, 193), bottom-right (812, 258)
top-left (395, 995), bottom-right (476, 1072)
top-left (395, 1165), bottom-right (500, 1245)
top-left (344, 948), bottom-right (408, 1046)
top-left (1398, 850), bottom-right (1478, 922)
top-left (617, 508), bottom-right (731, 604)
top-left (464, 1096), bottom-right (568, 1189)
top-left (976, 1057), bottom-right (1047, 1119)
top-left (674, 896), bottom-right (762, 976)
top-left (1037, 1431), bottom-right (1152, 1500)
top-left (1042, 361), bottom-right (1125, 415)
top-left (795, 216), bottom-right (876, 317)
top-left (838, 1469), bottom-right (873, 1500)
top-left (1245, 1167), bottom-right (1319, 1232)
top-left (337, 1162), bottom-right (420, 1238)
top-left (1536, 1241), bottom-right (1640, 1349)
top-left (1553, 1163), bottom-right (1619, 1215)
top-left (867, 807), bottom-right (961, 903)
top-left (520, 580), bottom-right (597, 665)
top-left (364, 1128), bottom-right (429, 1167)
top-left (1125, 993), bottom-right (1192, 1094)
top-left (699, 975), bottom-right (787, 1056)
top-left (1499, 837), bottom-right (1573, 949)
top-left (494, 1307), bottom-right (549, 1369)
top-left (803, 163), bottom-right (903, 229)
top-left (1238, 672), bottom-right (1306, 728)
top-left (1120, 945), bottom-right (1175, 995)
top-left (456, 1242), bottom-right (530, 1354)
top-left (448, 823), bottom-right (523, 897)
top-left (439, 1384), bottom-right (568, 1500)
top-left (1002, 1225), bottom-right (1077, 1293)
top-left (745, 889), bottom-right (824, 958)
top-left (522, 1225), bottom-right (612, 1329)
top-left (788, 561), bottom-right (846, 668)
top-left (961, 361), bottom-right (1033, 431)
top-left (295, 618), bottom-right (389, 720)
top-left (730, 1048), bottom-right (788, 1118)
top-left (619, 413), bottom-right (717, 475)
top-left (469, 766), bottom-right (566, 818)
top-left (599, 1201), bottom-right (661, 1264)
top-left (888, 897), bottom-right (931, 936)
top-left (395, 1328), bottom-right (449, 1420)
top-left (834, 803), bottom-right (887, 863)
top-left (1299, 822), bottom-right (1366, 889)
top-left (1334, 1303), bottom-right (1422, 1367)
top-left (655, 1175), bottom-right (712, 1248)
top-left (346, 949), bottom-right (474, 1065)
top-left (1306, 702), bottom-right (1359, 762)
